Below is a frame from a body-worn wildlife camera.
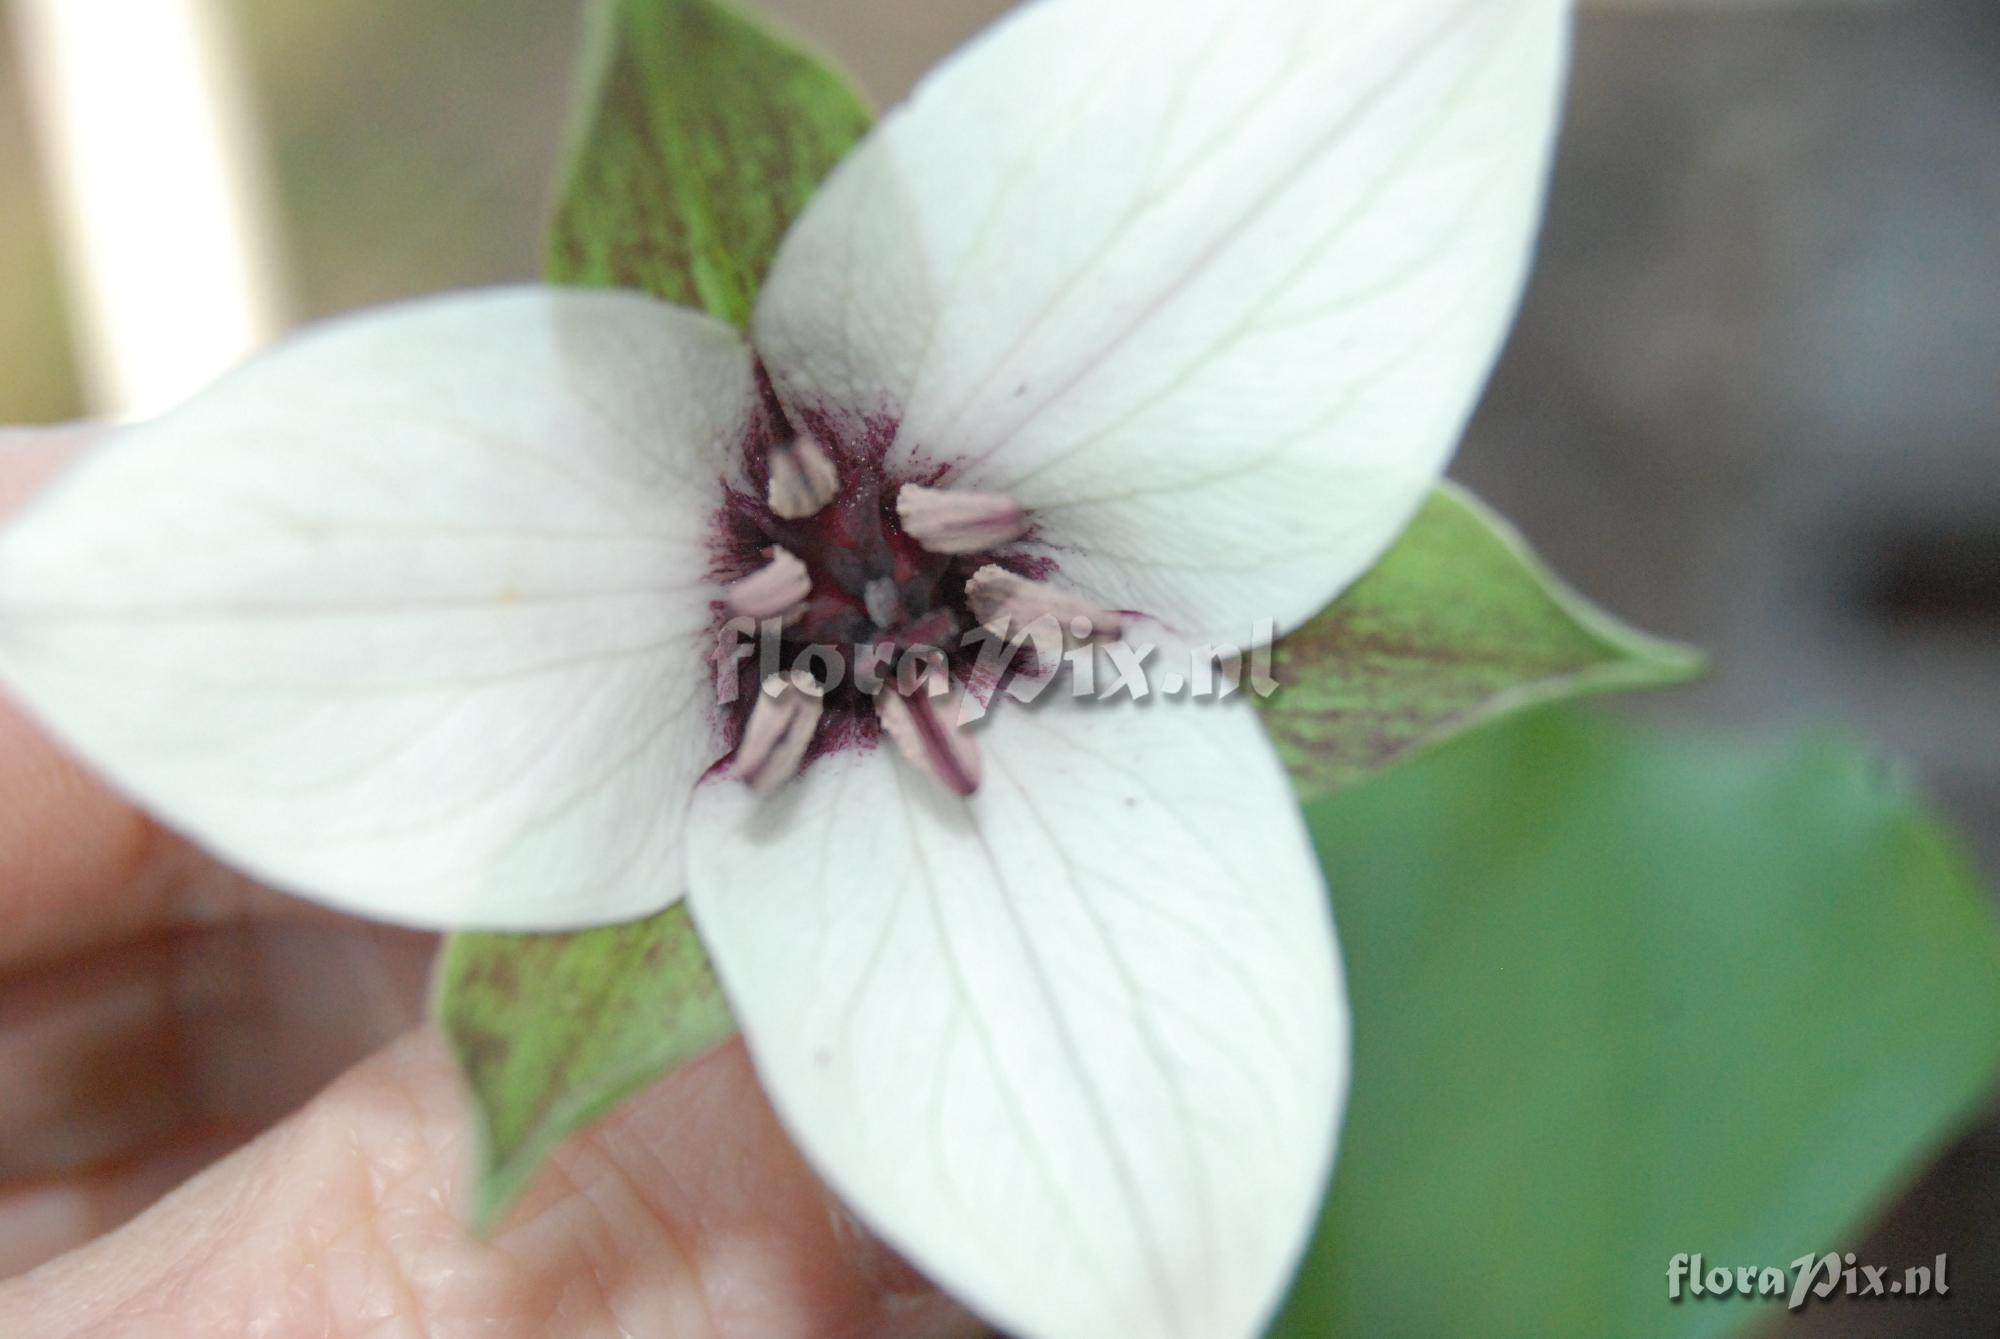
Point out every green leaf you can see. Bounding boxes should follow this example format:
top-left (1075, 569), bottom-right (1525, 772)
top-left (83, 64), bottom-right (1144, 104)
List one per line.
top-left (438, 905), bottom-right (737, 1230)
top-left (436, 0), bottom-right (873, 1226)
top-left (546, 0), bottom-right (873, 326)
top-left (1274, 707), bottom-right (2000, 1339)
top-left (1257, 484), bottom-right (1703, 803)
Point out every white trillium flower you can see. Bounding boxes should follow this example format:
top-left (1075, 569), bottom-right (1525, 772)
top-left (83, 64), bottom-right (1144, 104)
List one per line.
top-left (0, 2), bottom-right (1568, 1336)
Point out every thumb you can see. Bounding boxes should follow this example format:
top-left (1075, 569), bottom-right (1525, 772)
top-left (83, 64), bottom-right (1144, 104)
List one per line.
top-left (0, 1032), bottom-right (987, 1339)
top-left (0, 424), bottom-right (98, 519)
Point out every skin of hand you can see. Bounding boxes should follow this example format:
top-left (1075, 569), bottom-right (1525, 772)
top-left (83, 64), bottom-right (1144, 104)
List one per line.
top-left (0, 427), bottom-right (988, 1339)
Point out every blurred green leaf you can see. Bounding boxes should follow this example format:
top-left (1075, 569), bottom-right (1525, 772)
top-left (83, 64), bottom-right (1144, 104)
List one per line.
top-left (1274, 707), bottom-right (2000, 1339)
top-left (546, 0), bottom-right (872, 326)
top-left (1258, 484), bottom-right (1703, 803)
top-left (440, 0), bottom-right (873, 1225)
top-left (437, 906), bottom-right (736, 1230)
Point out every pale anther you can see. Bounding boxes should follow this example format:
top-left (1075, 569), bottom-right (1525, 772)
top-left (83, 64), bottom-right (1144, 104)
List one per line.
top-left (965, 565), bottom-right (1123, 643)
top-left (725, 546), bottom-right (811, 621)
top-left (735, 669), bottom-right (825, 795)
top-left (896, 484), bottom-right (1031, 555)
top-left (876, 673), bottom-right (982, 798)
top-left (767, 435), bottom-right (840, 520)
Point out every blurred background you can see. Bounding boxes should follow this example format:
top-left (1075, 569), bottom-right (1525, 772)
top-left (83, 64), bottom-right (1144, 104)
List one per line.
top-left (0, 0), bottom-right (1993, 1333)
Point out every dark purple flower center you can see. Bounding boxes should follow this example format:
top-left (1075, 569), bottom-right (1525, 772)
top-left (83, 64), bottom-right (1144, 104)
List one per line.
top-left (709, 388), bottom-right (1040, 763)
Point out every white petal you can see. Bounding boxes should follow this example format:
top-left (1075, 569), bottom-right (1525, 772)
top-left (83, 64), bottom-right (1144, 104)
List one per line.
top-left (0, 288), bottom-right (753, 930)
top-left (685, 690), bottom-right (1346, 1339)
top-left (757, 0), bottom-right (1568, 643)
